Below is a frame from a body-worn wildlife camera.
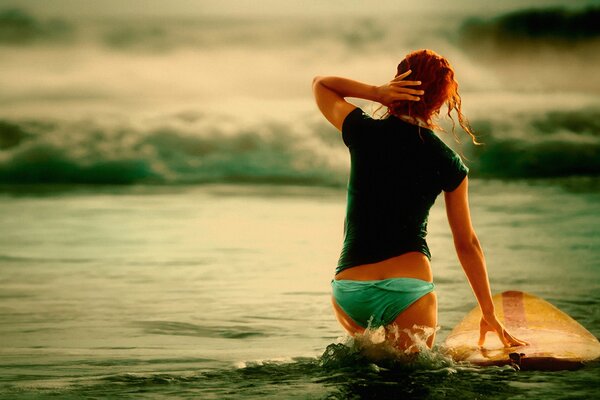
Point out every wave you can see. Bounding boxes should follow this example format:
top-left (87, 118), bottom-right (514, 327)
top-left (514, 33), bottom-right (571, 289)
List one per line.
top-left (0, 107), bottom-right (598, 186)
top-left (134, 320), bottom-right (267, 339)
top-left (459, 6), bottom-right (600, 49)
top-left (470, 138), bottom-right (600, 178)
top-left (468, 109), bottom-right (600, 178)
top-left (455, 7), bottom-right (600, 94)
top-left (0, 7), bottom-right (439, 53)
top-left (5, 6), bottom-right (599, 56)
top-left (0, 8), bottom-right (73, 45)
top-left (0, 112), bottom-right (347, 186)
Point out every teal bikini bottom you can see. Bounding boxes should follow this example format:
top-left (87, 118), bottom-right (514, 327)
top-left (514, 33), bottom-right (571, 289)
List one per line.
top-left (331, 278), bottom-right (435, 328)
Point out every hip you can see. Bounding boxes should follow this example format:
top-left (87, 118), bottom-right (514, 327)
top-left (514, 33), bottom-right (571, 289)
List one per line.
top-left (334, 251), bottom-right (432, 282)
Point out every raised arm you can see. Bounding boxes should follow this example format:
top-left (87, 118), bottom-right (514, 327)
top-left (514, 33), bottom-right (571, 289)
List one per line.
top-left (444, 177), bottom-right (527, 347)
top-left (312, 71), bottom-right (423, 131)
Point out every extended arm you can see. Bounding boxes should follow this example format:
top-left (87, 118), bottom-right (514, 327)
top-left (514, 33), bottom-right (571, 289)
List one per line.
top-left (444, 177), bottom-right (527, 347)
top-left (312, 71), bottom-right (423, 131)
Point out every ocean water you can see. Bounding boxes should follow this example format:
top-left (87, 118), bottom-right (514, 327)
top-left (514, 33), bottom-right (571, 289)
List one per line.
top-left (0, 181), bottom-right (599, 399)
top-left (1, 1), bottom-right (599, 399)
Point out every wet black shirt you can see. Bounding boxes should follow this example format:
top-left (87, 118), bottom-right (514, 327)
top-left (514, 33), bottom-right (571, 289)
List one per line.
top-left (336, 107), bottom-right (468, 274)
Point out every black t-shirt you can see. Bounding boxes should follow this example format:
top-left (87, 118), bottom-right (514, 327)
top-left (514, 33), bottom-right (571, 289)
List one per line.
top-left (337, 107), bottom-right (469, 274)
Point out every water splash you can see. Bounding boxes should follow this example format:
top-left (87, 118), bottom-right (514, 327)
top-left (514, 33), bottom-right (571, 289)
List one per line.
top-left (320, 325), bottom-right (458, 372)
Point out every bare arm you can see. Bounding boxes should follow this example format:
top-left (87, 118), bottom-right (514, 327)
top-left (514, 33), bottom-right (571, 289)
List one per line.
top-left (312, 71), bottom-right (422, 131)
top-left (444, 177), bottom-right (527, 347)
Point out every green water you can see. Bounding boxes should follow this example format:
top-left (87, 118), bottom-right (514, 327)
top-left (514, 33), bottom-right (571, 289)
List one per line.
top-left (0, 180), bottom-right (598, 399)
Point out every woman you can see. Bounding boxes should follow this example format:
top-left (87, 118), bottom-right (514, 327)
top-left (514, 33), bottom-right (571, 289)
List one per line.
top-left (312, 49), bottom-right (526, 351)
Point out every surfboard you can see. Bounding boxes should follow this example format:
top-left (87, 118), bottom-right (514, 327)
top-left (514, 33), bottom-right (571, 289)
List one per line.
top-left (444, 291), bottom-right (600, 370)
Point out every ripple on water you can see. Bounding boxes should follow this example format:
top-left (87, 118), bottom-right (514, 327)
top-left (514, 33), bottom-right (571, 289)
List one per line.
top-left (133, 320), bottom-right (267, 339)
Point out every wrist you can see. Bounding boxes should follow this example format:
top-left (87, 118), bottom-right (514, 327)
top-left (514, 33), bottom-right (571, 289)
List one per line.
top-left (372, 85), bottom-right (383, 103)
top-left (481, 304), bottom-right (495, 316)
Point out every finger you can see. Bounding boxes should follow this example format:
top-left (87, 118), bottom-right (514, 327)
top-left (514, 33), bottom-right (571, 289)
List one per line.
top-left (509, 337), bottom-right (529, 347)
top-left (478, 319), bottom-right (490, 346)
top-left (503, 331), bottom-right (529, 347)
top-left (393, 79), bottom-right (422, 87)
top-left (395, 70), bottom-right (412, 80)
top-left (394, 94), bottom-right (420, 101)
top-left (392, 73), bottom-right (412, 82)
top-left (393, 88), bottom-right (425, 95)
top-left (499, 329), bottom-right (527, 348)
top-left (478, 328), bottom-right (487, 347)
top-left (497, 329), bottom-right (511, 347)
top-left (484, 318), bottom-right (512, 347)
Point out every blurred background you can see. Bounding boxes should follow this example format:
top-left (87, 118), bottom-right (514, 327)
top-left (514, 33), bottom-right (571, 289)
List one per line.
top-left (0, 1), bottom-right (599, 399)
top-left (1, 0), bottom-right (599, 185)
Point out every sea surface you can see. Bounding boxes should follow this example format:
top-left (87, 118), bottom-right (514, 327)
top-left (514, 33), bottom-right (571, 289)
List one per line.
top-left (0, 180), bottom-right (599, 399)
top-left (1, 1), bottom-right (599, 398)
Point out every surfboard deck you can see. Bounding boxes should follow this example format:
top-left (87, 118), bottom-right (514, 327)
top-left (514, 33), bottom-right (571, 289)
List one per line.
top-left (444, 291), bottom-right (600, 370)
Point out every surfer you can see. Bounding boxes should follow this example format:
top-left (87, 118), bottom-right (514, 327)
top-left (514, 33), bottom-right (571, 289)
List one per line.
top-left (313, 49), bottom-right (527, 351)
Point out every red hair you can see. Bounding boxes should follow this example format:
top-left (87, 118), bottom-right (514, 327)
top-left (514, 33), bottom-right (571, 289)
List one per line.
top-left (388, 49), bottom-right (477, 143)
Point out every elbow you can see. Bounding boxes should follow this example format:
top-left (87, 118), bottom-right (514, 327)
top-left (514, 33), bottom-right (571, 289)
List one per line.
top-left (312, 76), bottom-right (324, 89)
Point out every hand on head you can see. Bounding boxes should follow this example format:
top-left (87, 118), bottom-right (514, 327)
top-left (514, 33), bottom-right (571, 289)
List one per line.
top-left (376, 70), bottom-right (424, 108)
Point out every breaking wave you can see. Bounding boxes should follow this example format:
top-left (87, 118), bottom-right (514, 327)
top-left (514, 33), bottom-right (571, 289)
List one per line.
top-left (0, 112), bottom-right (348, 186)
top-left (0, 107), bottom-right (598, 186)
top-left (459, 6), bottom-right (600, 48)
top-left (0, 8), bottom-right (73, 45)
top-left (0, 7), bottom-right (440, 53)
top-left (467, 108), bottom-right (600, 178)
top-left (1, 5), bottom-right (598, 186)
